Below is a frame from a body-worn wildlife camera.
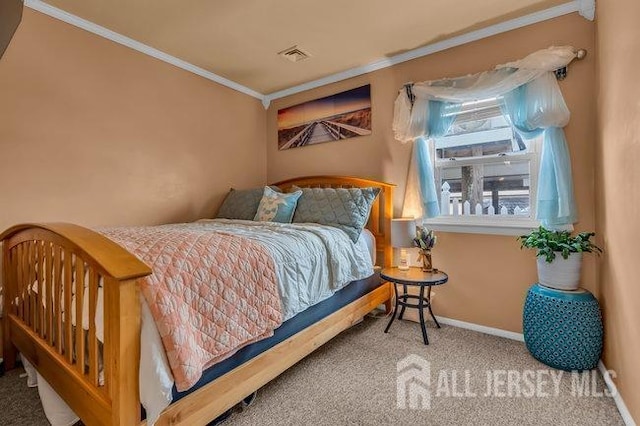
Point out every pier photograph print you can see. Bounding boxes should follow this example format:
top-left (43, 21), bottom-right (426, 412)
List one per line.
top-left (277, 85), bottom-right (372, 150)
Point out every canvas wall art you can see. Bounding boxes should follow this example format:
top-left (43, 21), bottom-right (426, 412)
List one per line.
top-left (277, 85), bottom-right (372, 150)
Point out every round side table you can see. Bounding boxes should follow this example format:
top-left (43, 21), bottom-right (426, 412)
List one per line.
top-left (381, 267), bottom-right (448, 345)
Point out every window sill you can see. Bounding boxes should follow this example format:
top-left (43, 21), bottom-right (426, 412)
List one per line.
top-left (422, 217), bottom-right (540, 236)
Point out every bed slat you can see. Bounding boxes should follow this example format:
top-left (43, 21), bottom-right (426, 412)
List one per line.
top-left (55, 245), bottom-right (63, 354)
top-left (369, 196), bottom-right (380, 235)
top-left (22, 243), bottom-right (28, 325)
top-left (38, 241), bottom-right (46, 338)
top-left (27, 242), bottom-right (33, 326)
top-left (7, 248), bottom-right (16, 319)
top-left (30, 241), bottom-right (37, 331)
top-left (45, 242), bottom-right (54, 346)
top-left (15, 245), bottom-right (23, 321)
top-left (88, 268), bottom-right (100, 386)
top-left (75, 259), bottom-right (85, 375)
top-left (64, 250), bottom-right (74, 363)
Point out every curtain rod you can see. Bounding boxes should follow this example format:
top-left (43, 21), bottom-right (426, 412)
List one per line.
top-left (402, 47), bottom-right (588, 103)
top-left (555, 48), bottom-right (587, 80)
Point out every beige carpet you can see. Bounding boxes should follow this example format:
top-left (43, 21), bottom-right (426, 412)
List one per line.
top-left (0, 316), bottom-right (624, 425)
top-left (225, 316), bottom-right (623, 426)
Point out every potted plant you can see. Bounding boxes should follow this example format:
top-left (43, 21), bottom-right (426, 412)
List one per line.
top-left (518, 227), bottom-right (602, 290)
top-left (413, 227), bottom-right (437, 272)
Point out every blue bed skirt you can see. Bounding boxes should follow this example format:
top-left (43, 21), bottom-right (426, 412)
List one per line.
top-left (172, 272), bottom-right (382, 401)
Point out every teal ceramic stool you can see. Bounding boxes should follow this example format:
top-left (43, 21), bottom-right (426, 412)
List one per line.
top-left (523, 284), bottom-right (603, 371)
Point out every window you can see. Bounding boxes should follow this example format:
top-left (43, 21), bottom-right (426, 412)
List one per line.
top-left (426, 98), bottom-right (541, 234)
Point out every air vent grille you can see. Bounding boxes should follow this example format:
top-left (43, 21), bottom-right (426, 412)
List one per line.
top-left (278, 46), bottom-right (311, 63)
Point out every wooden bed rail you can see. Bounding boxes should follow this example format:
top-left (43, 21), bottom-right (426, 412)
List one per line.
top-left (1, 223), bottom-right (152, 426)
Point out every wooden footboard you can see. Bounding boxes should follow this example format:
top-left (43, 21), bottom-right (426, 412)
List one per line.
top-left (1, 223), bottom-right (152, 426)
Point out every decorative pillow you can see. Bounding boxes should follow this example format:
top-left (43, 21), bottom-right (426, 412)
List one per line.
top-left (292, 186), bottom-right (381, 242)
top-left (254, 186), bottom-right (303, 223)
top-left (216, 186), bottom-right (281, 220)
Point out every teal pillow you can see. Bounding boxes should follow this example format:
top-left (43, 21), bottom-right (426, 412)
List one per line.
top-left (292, 186), bottom-right (381, 242)
top-left (216, 186), bottom-right (281, 220)
top-left (254, 186), bottom-right (302, 223)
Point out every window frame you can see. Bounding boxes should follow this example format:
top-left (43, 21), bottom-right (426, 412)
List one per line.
top-left (423, 129), bottom-right (542, 236)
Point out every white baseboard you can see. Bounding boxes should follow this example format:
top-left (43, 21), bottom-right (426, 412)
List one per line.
top-left (434, 315), bottom-right (525, 342)
top-left (598, 361), bottom-right (637, 426)
top-left (433, 315), bottom-right (635, 425)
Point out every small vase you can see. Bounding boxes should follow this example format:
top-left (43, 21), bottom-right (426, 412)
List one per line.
top-left (419, 250), bottom-right (433, 272)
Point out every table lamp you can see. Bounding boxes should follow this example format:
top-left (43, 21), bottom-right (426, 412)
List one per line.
top-left (391, 218), bottom-right (416, 270)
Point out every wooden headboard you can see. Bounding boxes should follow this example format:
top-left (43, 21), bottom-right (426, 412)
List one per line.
top-left (272, 175), bottom-right (395, 268)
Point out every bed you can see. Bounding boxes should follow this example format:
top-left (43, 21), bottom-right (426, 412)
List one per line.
top-left (1, 175), bottom-right (394, 426)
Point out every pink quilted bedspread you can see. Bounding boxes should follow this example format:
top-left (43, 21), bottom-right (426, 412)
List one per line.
top-left (100, 223), bottom-right (282, 391)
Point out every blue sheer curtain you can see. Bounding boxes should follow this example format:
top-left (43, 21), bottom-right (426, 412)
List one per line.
top-left (500, 74), bottom-right (577, 227)
top-left (416, 101), bottom-right (460, 218)
top-left (537, 128), bottom-right (577, 225)
top-left (412, 72), bottom-right (576, 225)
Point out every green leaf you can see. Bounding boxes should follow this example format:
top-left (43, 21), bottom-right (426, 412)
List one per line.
top-left (517, 226), bottom-right (602, 262)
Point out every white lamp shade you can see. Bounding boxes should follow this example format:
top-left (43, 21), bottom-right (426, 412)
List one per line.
top-left (391, 218), bottom-right (416, 248)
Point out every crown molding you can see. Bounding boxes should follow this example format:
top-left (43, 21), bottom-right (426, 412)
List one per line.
top-left (26, 1), bottom-right (592, 109)
top-left (578, 0), bottom-right (596, 21)
top-left (262, 1), bottom-right (585, 106)
top-left (24, 0), bottom-right (264, 100)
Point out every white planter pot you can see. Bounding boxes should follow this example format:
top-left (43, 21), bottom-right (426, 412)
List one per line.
top-left (536, 252), bottom-right (582, 291)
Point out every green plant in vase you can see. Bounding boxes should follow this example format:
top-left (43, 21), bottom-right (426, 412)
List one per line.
top-left (518, 226), bottom-right (602, 290)
top-left (413, 227), bottom-right (436, 272)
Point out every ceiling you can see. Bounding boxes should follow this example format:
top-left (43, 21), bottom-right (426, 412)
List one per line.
top-left (43, 0), bottom-right (568, 95)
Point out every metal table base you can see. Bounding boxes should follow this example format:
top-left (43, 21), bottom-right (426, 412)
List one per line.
top-left (384, 282), bottom-right (440, 345)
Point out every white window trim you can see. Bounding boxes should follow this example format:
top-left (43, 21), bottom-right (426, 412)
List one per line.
top-left (428, 132), bottom-right (542, 236)
top-left (423, 216), bottom-right (540, 236)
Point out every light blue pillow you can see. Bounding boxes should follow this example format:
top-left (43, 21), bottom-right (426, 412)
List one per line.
top-left (292, 186), bottom-right (381, 242)
top-left (254, 186), bottom-right (302, 223)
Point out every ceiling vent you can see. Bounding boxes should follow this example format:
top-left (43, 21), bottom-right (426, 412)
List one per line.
top-left (278, 46), bottom-right (312, 63)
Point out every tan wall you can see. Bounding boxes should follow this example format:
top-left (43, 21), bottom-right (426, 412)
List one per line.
top-left (0, 9), bottom-right (266, 232)
top-left (595, 0), bottom-right (640, 422)
top-left (267, 13), bottom-right (597, 332)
